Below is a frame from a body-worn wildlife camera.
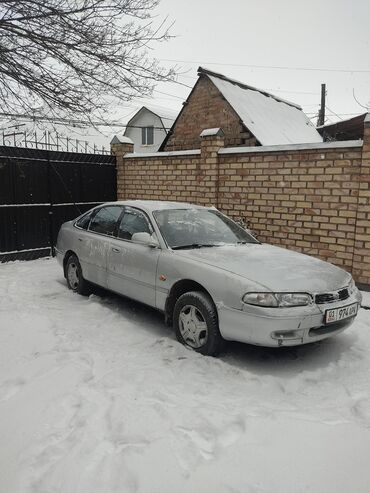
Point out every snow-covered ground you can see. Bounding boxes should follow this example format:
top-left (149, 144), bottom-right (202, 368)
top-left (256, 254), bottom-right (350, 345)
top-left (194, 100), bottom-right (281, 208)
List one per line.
top-left (1, 258), bottom-right (370, 493)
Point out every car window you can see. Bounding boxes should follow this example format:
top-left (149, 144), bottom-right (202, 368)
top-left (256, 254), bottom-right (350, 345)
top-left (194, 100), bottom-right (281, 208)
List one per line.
top-left (75, 211), bottom-right (92, 230)
top-left (117, 207), bottom-right (152, 241)
top-left (88, 206), bottom-right (123, 236)
top-left (153, 208), bottom-right (258, 248)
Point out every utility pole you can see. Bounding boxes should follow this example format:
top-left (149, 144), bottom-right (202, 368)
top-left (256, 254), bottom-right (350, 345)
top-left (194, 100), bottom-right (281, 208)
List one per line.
top-left (317, 83), bottom-right (326, 127)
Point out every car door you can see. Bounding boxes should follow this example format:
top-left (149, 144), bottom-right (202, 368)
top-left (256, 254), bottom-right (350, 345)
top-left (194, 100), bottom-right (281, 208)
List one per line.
top-left (77, 205), bottom-right (124, 287)
top-left (107, 206), bottom-right (160, 307)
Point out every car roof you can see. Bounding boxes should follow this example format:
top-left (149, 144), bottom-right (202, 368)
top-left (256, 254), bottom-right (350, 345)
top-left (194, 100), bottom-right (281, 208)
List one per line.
top-left (104, 200), bottom-right (212, 214)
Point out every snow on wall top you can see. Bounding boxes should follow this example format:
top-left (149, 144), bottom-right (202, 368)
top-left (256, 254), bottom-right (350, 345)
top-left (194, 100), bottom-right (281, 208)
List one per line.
top-left (110, 135), bottom-right (133, 145)
top-left (207, 74), bottom-right (323, 146)
top-left (200, 127), bottom-right (224, 137)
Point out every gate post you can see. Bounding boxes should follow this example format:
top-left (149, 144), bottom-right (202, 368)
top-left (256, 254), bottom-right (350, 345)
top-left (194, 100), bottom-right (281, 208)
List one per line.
top-left (199, 128), bottom-right (225, 208)
top-left (353, 113), bottom-right (370, 288)
top-left (110, 135), bottom-right (134, 200)
top-left (46, 150), bottom-right (55, 256)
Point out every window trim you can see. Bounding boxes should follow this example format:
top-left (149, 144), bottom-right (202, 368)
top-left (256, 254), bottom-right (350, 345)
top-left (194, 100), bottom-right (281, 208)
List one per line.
top-left (88, 205), bottom-right (124, 237)
top-left (74, 205), bottom-right (124, 238)
top-left (74, 210), bottom-right (94, 231)
top-left (141, 126), bottom-right (154, 146)
top-left (74, 204), bottom-right (161, 246)
top-left (115, 205), bottom-right (156, 244)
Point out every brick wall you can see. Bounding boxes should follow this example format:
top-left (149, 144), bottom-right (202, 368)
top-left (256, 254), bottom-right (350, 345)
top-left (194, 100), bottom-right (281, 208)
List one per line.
top-left (353, 116), bottom-right (370, 285)
top-left (112, 118), bottom-right (370, 287)
top-left (163, 76), bottom-right (257, 151)
top-left (217, 145), bottom-right (362, 274)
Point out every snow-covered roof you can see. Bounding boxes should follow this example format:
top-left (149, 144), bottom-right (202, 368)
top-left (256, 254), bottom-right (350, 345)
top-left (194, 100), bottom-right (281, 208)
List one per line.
top-left (142, 104), bottom-right (179, 122)
top-left (123, 104), bottom-right (179, 136)
top-left (200, 67), bottom-right (323, 146)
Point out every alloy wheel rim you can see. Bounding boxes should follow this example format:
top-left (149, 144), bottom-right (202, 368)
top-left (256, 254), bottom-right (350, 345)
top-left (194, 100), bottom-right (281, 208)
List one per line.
top-left (67, 262), bottom-right (79, 290)
top-left (179, 304), bottom-right (208, 348)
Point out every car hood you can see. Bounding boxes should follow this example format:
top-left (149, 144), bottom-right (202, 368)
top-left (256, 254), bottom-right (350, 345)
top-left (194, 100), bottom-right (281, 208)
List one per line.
top-left (175, 243), bottom-right (350, 293)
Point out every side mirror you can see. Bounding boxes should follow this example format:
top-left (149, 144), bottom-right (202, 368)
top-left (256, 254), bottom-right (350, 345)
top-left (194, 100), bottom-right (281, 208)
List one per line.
top-left (131, 232), bottom-right (159, 248)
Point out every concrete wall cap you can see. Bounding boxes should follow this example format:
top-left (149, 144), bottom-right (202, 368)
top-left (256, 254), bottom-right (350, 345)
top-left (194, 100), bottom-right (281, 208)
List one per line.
top-left (218, 139), bottom-right (363, 155)
top-left (110, 135), bottom-right (134, 145)
top-left (200, 128), bottom-right (225, 138)
top-left (365, 113), bottom-right (370, 124)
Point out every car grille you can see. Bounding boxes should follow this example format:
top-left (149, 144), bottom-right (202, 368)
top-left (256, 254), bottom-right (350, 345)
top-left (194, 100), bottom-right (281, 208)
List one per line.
top-left (315, 288), bottom-right (350, 305)
top-left (309, 317), bottom-right (355, 336)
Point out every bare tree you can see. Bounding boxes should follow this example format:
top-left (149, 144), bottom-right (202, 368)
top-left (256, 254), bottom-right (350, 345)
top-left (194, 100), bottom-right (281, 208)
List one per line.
top-left (0, 0), bottom-right (174, 121)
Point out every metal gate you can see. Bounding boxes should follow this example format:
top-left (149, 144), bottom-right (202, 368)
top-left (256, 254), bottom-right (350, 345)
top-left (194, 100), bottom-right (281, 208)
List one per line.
top-left (0, 146), bottom-right (116, 262)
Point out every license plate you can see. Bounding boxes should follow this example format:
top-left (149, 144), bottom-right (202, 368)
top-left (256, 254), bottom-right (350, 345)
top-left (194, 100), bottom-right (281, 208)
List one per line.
top-left (325, 303), bottom-right (358, 324)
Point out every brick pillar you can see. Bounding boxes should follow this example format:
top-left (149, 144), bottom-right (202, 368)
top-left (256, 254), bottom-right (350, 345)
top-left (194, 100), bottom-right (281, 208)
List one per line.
top-left (199, 128), bottom-right (225, 207)
top-left (353, 114), bottom-right (370, 288)
top-left (110, 135), bottom-right (134, 200)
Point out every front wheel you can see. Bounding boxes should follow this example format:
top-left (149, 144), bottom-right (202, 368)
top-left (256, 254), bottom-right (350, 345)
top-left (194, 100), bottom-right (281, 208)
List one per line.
top-left (173, 291), bottom-right (225, 356)
top-left (65, 254), bottom-right (91, 295)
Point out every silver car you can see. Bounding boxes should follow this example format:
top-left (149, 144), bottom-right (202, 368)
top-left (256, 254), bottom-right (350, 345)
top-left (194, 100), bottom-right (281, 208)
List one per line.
top-left (56, 200), bottom-right (362, 356)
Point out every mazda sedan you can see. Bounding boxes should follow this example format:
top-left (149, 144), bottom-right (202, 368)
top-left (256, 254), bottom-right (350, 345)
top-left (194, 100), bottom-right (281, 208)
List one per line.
top-left (56, 200), bottom-right (362, 355)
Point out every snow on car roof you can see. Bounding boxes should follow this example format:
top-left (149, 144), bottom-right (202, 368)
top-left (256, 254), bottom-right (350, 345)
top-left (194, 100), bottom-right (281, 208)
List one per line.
top-left (201, 68), bottom-right (323, 146)
top-left (112, 200), bottom-right (210, 213)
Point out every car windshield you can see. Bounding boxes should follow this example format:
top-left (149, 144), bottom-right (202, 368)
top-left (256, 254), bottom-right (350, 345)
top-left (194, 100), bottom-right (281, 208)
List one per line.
top-left (153, 208), bottom-right (259, 249)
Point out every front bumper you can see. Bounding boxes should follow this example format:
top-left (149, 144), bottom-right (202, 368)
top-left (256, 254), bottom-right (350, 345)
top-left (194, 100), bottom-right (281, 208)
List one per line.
top-left (218, 290), bottom-right (362, 347)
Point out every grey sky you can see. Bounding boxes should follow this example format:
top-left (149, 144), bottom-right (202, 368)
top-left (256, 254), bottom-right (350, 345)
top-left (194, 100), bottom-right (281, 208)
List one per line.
top-left (131, 0), bottom-right (370, 125)
top-left (3, 0), bottom-right (368, 147)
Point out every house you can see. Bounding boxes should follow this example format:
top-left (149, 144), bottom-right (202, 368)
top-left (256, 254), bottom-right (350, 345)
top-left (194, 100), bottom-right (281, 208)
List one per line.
top-left (123, 105), bottom-right (178, 153)
top-left (318, 113), bottom-right (366, 142)
top-left (160, 67), bottom-right (323, 151)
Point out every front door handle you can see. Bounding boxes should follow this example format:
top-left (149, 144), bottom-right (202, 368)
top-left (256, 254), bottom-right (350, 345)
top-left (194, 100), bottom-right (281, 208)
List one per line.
top-left (112, 247), bottom-right (120, 253)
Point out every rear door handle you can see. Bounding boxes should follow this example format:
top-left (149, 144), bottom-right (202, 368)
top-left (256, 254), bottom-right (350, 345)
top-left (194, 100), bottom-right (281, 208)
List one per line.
top-left (78, 238), bottom-right (84, 242)
top-left (112, 247), bottom-right (120, 253)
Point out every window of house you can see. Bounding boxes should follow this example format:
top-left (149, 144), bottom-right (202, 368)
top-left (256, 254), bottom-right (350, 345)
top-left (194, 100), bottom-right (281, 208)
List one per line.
top-left (88, 206), bottom-right (123, 236)
top-left (141, 126), bottom-right (154, 145)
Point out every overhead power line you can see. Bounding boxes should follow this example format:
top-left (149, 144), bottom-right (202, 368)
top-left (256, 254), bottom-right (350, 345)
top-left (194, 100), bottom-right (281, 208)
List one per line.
top-left (0, 112), bottom-right (175, 129)
top-left (175, 75), bottom-right (318, 96)
top-left (306, 112), bottom-right (363, 117)
top-left (160, 58), bottom-right (370, 74)
top-left (153, 89), bottom-right (185, 100)
top-left (325, 106), bottom-right (343, 121)
top-left (175, 73), bottom-right (318, 95)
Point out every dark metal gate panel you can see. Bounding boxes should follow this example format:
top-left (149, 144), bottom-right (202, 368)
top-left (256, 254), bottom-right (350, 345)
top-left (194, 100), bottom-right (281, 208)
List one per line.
top-left (0, 146), bottom-right (116, 262)
top-left (0, 159), bottom-right (13, 204)
top-left (16, 206), bottom-right (50, 250)
top-left (81, 163), bottom-right (117, 202)
top-left (0, 207), bottom-right (17, 252)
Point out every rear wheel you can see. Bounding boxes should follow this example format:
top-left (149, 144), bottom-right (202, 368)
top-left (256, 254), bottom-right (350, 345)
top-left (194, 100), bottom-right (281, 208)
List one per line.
top-left (173, 291), bottom-right (225, 356)
top-left (66, 254), bottom-right (91, 295)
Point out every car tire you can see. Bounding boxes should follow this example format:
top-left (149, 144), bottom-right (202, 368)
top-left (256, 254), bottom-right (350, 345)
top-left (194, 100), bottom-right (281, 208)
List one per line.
top-left (65, 254), bottom-right (91, 295)
top-left (173, 291), bottom-right (225, 356)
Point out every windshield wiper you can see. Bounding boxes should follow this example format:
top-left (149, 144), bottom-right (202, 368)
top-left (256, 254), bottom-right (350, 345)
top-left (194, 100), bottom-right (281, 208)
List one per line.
top-left (172, 243), bottom-right (220, 250)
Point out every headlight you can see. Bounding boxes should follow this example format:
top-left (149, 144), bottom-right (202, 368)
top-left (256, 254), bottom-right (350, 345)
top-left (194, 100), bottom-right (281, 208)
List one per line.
top-left (243, 292), bottom-right (313, 307)
top-left (348, 278), bottom-right (357, 295)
